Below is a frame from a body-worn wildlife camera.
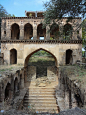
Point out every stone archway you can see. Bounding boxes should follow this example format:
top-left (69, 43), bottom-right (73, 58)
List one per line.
top-left (10, 49), bottom-right (17, 64)
top-left (37, 24), bottom-right (46, 40)
top-left (11, 23), bottom-right (20, 40)
top-left (4, 83), bottom-right (11, 100)
top-left (63, 23), bottom-right (73, 39)
top-left (66, 49), bottom-right (73, 64)
top-left (24, 48), bottom-right (58, 67)
top-left (50, 23), bottom-right (59, 39)
top-left (24, 23), bottom-right (33, 40)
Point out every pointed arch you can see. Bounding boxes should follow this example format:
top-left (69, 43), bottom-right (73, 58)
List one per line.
top-left (37, 23), bottom-right (46, 40)
top-left (4, 83), bottom-right (11, 100)
top-left (24, 23), bottom-right (33, 39)
top-left (66, 49), bottom-right (73, 64)
top-left (10, 48), bottom-right (17, 64)
top-left (24, 48), bottom-right (58, 67)
top-left (11, 23), bottom-right (20, 40)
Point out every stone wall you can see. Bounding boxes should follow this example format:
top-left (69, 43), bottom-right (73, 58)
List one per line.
top-left (1, 17), bottom-right (82, 40)
top-left (1, 43), bottom-right (82, 66)
top-left (56, 67), bottom-right (86, 111)
top-left (0, 53), bottom-right (4, 65)
top-left (47, 66), bottom-right (57, 81)
top-left (27, 66), bottom-right (36, 81)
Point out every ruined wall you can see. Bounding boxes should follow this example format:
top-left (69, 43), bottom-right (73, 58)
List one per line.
top-left (47, 66), bottom-right (57, 81)
top-left (1, 18), bottom-right (82, 40)
top-left (0, 53), bottom-right (4, 65)
top-left (27, 66), bottom-right (36, 81)
top-left (56, 67), bottom-right (86, 111)
top-left (1, 43), bottom-right (82, 66)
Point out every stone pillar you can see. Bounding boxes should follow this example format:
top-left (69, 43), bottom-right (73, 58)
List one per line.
top-left (10, 77), bottom-right (14, 100)
top-left (46, 26), bottom-right (50, 40)
top-left (24, 68), bottom-right (27, 83)
top-left (59, 24), bottom-right (63, 40)
top-left (64, 89), bottom-right (70, 109)
top-left (20, 69), bottom-right (24, 89)
top-left (33, 24), bottom-right (37, 40)
top-left (71, 93), bottom-right (77, 108)
top-left (20, 25), bottom-right (24, 40)
top-left (6, 25), bottom-right (11, 40)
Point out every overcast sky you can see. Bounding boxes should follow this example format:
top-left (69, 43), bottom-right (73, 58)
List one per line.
top-left (0, 0), bottom-right (49, 17)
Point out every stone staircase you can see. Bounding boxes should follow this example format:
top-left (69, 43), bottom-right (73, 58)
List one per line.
top-left (23, 87), bottom-right (59, 113)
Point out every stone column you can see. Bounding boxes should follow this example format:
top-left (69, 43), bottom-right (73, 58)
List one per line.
top-left (46, 26), bottom-right (50, 40)
top-left (20, 69), bottom-right (24, 89)
top-left (10, 77), bottom-right (14, 100)
top-left (59, 24), bottom-right (63, 40)
top-left (20, 25), bottom-right (24, 40)
top-left (33, 23), bottom-right (37, 40)
top-left (71, 93), bottom-right (77, 108)
top-left (6, 25), bottom-right (11, 40)
top-left (64, 89), bottom-right (70, 109)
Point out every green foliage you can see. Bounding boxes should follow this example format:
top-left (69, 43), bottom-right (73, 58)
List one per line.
top-left (32, 50), bottom-right (52, 56)
top-left (82, 19), bottom-right (86, 44)
top-left (0, 4), bottom-right (15, 39)
top-left (43, 0), bottom-right (86, 41)
top-left (44, 0), bottom-right (86, 25)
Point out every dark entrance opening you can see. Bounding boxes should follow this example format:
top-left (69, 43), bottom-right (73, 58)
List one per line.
top-left (14, 77), bottom-right (18, 94)
top-left (11, 23), bottom-right (20, 40)
top-left (66, 49), bottom-right (72, 64)
top-left (24, 23), bottom-right (33, 40)
top-left (5, 83), bottom-right (11, 100)
top-left (10, 49), bottom-right (17, 64)
top-left (37, 24), bottom-right (46, 40)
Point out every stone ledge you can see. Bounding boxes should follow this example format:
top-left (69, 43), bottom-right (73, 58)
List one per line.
top-left (0, 40), bottom-right (82, 44)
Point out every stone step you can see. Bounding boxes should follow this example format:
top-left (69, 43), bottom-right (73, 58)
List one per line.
top-left (28, 88), bottom-right (55, 92)
top-left (27, 106), bottom-right (58, 110)
top-left (24, 99), bottom-right (57, 103)
top-left (24, 97), bottom-right (56, 100)
top-left (26, 92), bottom-right (55, 95)
top-left (24, 100), bottom-right (57, 103)
top-left (30, 109), bottom-right (59, 115)
top-left (25, 95), bottom-right (56, 98)
top-left (28, 108), bottom-right (59, 113)
top-left (23, 103), bottom-right (58, 107)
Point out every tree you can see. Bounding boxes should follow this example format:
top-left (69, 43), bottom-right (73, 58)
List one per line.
top-left (43, 0), bottom-right (86, 41)
top-left (44, 0), bottom-right (86, 25)
top-left (0, 4), bottom-right (8, 39)
top-left (82, 19), bottom-right (86, 44)
top-left (0, 4), bottom-right (15, 39)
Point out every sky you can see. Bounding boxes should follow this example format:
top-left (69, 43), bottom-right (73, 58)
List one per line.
top-left (0, 0), bottom-right (49, 17)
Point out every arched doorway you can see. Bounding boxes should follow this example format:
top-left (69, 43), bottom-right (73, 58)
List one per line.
top-left (37, 24), bottom-right (46, 40)
top-left (24, 48), bottom-right (58, 84)
top-left (66, 49), bottom-right (73, 64)
top-left (50, 23), bottom-right (59, 39)
top-left (11, 23), bottom-right (20, 40)
top-left (23, 49), bottom-right (59, 113)
top-left (10, 49), bottom-right (17, 64)
top-left (4, 83), bottom-right (11, 100)
top-left (63, 23), bottom-right (73, 40)
top-left (24, 23), bottom-right (33, 40)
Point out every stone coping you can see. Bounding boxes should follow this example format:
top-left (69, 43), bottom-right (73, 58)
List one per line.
top-left (0, 40), bottom-right (82, 44)
top-left (1, 17), bottom-right (81, 19)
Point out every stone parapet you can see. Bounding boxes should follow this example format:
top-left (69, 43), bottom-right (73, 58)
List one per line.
top-left (1, 40), bottom-right (82, 44)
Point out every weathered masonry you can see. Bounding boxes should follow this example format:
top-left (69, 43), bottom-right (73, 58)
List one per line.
top-left (1, 11), bottom-right (82, 66)
top-left (0, 11), bottom-right (85, 114)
